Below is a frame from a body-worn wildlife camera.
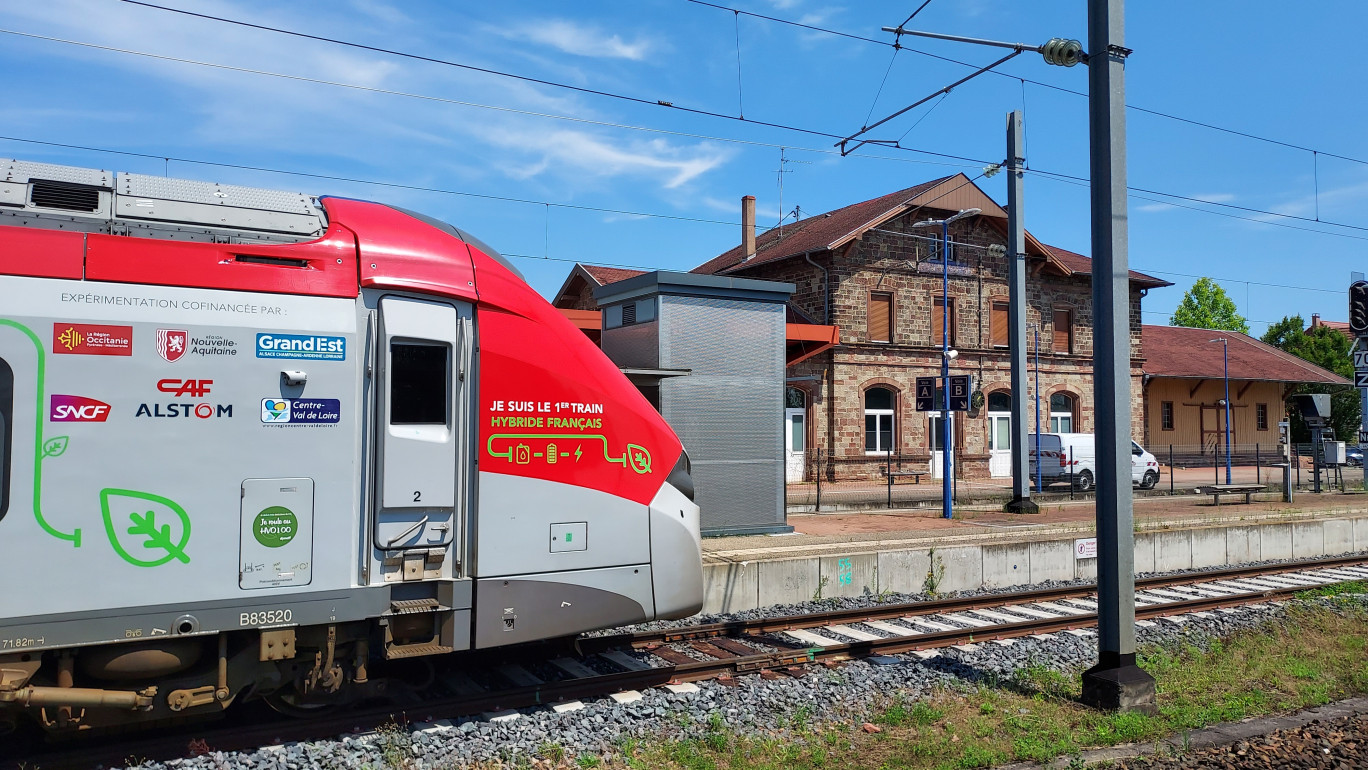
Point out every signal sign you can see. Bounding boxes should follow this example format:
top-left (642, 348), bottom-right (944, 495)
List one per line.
top-left (915, 377), bottom-right (936, 412)
top-left (1356, 372), bottom-right (1368, 389)
top-left (948, 375), bottom-right (972, 411)
top-left (1351, 281), bottom-right (1368, 337)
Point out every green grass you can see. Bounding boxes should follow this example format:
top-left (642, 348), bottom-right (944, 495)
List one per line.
top-left (1297, 579), bottom-right (1368, 598)
top-left (609, 599), bottom-right (1368, 770)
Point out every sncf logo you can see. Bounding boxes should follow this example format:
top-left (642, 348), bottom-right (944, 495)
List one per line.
top-left (157, 379), bottom-right (213, 398)
top-left (50, 395), bottom-right (112, 422)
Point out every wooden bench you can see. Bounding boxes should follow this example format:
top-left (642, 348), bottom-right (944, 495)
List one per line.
top-left (886, 471), bottom-right (926, 485)
top-left (1196, 484), bottom-right (1265, 506)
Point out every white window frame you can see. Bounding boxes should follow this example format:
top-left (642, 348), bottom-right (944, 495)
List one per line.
top-left (864, 388), bottom-right (895, 455)
top-left (1049, 393), bottom-right (1074, 433)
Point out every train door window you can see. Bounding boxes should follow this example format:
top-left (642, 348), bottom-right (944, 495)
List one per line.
top-left (390, 343), bottom-right (449, 425)
top-left (0, 358), bottom-right (10, 521)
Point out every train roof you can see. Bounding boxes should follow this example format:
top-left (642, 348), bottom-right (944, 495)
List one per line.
top-left (0, 157), bottom-right (527, 302)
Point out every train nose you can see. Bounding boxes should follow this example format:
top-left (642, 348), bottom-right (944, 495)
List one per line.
top-left (648, 454), bottom-right (704, 619)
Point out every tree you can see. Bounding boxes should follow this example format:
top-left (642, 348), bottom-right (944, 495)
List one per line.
top-left (1261, 314), bottom-right (1359, 442)
top-left (1170, 277), bottom-right (1250, 333)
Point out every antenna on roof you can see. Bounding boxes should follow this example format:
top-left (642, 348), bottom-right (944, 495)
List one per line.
top-left (775, 147), bottom-right (810, 239)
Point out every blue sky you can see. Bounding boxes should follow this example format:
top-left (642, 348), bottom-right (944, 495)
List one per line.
top-left (2, 0), bottom-right (1364, 335)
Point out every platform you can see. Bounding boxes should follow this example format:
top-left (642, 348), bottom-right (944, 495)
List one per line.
top-left (699, 492), bottom-right (1368, 614)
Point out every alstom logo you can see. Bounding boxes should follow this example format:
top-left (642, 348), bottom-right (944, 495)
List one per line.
top-left (51, 395), bottom-right (112, 422)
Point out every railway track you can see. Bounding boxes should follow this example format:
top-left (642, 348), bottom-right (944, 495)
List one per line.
top-left (12, 554), bottom-right (1368, 770)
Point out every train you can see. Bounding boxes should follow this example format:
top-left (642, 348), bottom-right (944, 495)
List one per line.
top-left (0, 158), bottom-right (703, 734)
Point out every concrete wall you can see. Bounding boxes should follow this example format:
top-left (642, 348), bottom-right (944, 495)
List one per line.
top-left (700, 514), bottom-right (1368, 614)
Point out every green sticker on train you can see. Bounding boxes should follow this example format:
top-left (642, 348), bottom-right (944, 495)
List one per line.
top-left (253, 506), bottom-right (298, 548)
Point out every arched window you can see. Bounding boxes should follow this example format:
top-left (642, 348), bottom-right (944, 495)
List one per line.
top-left (1050, 392), bottom-right (1075, 432)
top-left (785, 386), bottom-right (806, 410)
top-left (864, 387), bottom-right (895, 454)
top-left (987, 391), bottom-right (1011, 412)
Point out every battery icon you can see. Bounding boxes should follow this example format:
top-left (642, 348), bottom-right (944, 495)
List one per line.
top-left (546, 442), bottom-right (557, 464)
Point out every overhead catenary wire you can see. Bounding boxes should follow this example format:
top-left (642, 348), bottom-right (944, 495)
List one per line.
top-left (0, 134), bottom-right (746, 228)
top-left (114, 0), bottom-right (839, 142)
top-left (5, 129), bottom-right (1349, 303)
top-left (9, 26), bottom-right (1368, 246)
top-left (0, 27), bottom-right (988, 172)
top-left (29, 16), bottom-right (1368, 241)
top-left (683, 0), bottom-right (1368, 168)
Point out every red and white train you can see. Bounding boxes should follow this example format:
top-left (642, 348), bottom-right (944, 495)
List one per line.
top-left (0, 159), bottom-right (702, 733)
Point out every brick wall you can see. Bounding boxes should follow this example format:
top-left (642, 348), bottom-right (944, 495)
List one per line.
top-left (557, 275), bottom-right (600, 311)
top-left (738, 210), bottom-right (1149, 481)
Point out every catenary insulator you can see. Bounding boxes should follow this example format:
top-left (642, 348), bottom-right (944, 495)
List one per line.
top-left (1041, 38), bottom-right (1083, 67)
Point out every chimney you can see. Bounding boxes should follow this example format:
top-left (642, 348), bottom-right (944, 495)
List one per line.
top-left (742, 195), bottom-right (756, 260)
top-left (1312, 313), bottom-right (1321, 327)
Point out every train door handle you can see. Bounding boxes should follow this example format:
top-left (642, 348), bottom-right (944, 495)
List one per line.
top-left (384, 515), bottom-right (429, 548)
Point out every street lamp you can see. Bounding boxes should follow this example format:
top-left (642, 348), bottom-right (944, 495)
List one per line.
top-left (912, 207), bottom-right (980, 520)
top-left (1210, 337), bottom-right (1231, 484)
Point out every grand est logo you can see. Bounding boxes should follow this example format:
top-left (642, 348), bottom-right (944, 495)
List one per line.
top-left (135, 379), bottom-right (233, 419)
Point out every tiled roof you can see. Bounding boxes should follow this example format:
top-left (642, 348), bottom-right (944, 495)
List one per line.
top-left (1042, 243), bottom-right (1172, 288)
top-left (690, 176), bottom-right (1172, 289)
top-left (582, 265), bottom-right (646, 285)
top-left (1307, 318), bottom-right (1352, 335)
top-left (1141, 325), bottom-right (1348, 384)
top-left (692, 177), bottom-right (951, 275)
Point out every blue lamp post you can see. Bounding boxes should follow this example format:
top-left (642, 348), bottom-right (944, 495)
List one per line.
top-left (1211, 337), bottom-right (1231, 484)
top-left (912, 207), bottom-right (980, 520)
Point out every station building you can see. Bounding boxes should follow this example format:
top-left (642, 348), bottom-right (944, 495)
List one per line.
top-left (1139, 325), bottom-right (1349, 457)
top-left (554, 174), bottom-right (1345, 483)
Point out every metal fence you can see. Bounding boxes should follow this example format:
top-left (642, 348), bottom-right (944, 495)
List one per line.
top-left (785, 442), bottom-right (1365, 513)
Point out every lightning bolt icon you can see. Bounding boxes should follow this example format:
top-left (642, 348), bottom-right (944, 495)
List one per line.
top-left (574, 445), bottom-right (583, 462)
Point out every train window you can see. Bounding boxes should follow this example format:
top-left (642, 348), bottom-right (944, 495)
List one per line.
top-left (0, 358), bottom-right (10, 522)
top-left (390, 342), bottom-right (448, 425)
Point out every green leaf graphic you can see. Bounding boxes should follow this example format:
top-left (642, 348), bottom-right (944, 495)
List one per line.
top-left (42, 436), bottom-right (69, 458)
top-left (100, 488), bottom-right (191, 567)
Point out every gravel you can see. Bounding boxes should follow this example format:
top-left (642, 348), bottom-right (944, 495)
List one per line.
top-left (1119, 713), bottom-right (1368, 769)
top-left (116, 555), bottom-right (1368, 770)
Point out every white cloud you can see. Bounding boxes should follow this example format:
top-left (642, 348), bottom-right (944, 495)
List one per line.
top-left (479, 127), bottom-right (731, 190)
top-left (348, 0), bottom-right (408, 26)
top-left (701, 195), bottom-right (779, 221)
top-left (499, 19), bottom-right (654, 61)
top-left (1259, 179), bottom-right (1368, 221)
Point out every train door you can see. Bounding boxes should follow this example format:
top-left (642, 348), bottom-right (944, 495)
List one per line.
top-left (373, 295), bottom-right (473, 583)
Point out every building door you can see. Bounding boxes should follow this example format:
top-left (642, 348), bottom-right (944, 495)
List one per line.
top-left (1200, 404), bottom-right (1232, 459)
top-left (987, 392), bottom-right (1012, 478)
top-left (785, 409), bottom-right (806, 483)
top-left (930, 413), bottom-right (955, 479)
top-left (784, 387), bottom-right (807, 483)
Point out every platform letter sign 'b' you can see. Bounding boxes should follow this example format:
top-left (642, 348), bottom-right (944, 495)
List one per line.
top-left (1351, 281), bottom-right (1368, 338)
top-left (948, 375), bottom-right (972, 412)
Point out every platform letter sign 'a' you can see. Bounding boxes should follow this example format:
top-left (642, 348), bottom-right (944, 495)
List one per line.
top-left (915, 377), bottom-right (936, 412)
top-left (1351, 281), bottom-right (1368, 338)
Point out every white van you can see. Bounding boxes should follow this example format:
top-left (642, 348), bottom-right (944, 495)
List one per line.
top-left (1051, 433), bottom-right (1160, 491)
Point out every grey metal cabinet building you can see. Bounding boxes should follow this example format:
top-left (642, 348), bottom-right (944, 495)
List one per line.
top-left (596, 272), bottom-right (793, 536)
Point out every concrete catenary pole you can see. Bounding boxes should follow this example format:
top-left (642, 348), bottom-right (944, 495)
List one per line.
top-left (1080, 0), bottom-right (1157, 712)
top-left (1005, 110), bottom-right (1038, 514)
